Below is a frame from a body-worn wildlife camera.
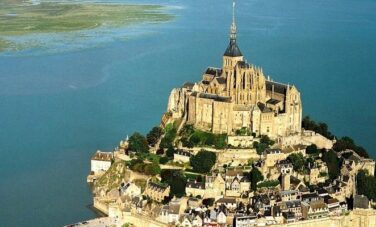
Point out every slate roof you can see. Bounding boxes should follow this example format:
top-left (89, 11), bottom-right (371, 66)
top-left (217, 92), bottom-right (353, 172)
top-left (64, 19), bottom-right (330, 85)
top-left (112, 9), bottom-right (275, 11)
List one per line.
top-left (266, 81), bottom-right (288, 95)
top-left (147, 182), bottom-right (169, 192)
top-left (224, 39), bottom-right (242, 57)
top-left (266, 98), bottom-right (281, 105)
top-left (205, 67), bottom-right (223, 76)
top-left (91, 151), bottom-right (113, 161)
top-left (309, 200), bottom-right (327, 210)
top-left (186, 180), bottom-right (205, 189)
top-left (175, 149), bottom-right (192, 157)
top-left (282, 211), bottom-right (295, 219)
top-left (226, 169), bottom-right (244, 177)
top-left (257, 102), bottom-right (273, 113)
top-left (182, 82), bottom-right (195, 89)
top-left (215, 77), bottom-right (226, 84)
top-left (216, 197), bottom-right (236, 204)
top-left (265, 148), bottom-right (281, 155)
top-left (301, 192), bottom-right (319, 202)
top-left (284, 200), bottom-right (301, 209)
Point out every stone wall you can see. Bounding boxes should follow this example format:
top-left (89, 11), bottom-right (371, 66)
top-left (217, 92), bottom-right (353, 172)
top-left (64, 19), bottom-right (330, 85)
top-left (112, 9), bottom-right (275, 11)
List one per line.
top-left (269, 209), bottom-right (376, 227)
top-left (217, 149), bottom-right (259, 166)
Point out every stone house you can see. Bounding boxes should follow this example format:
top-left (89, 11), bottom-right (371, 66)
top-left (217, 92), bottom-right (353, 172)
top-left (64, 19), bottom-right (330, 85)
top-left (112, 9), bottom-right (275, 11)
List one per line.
top-left (174, 149), bottom-right (192, 163)
top-left (216, 197), bottom-right (237, 211)
top-left (120, 182), bottom-right (141, 198)
top-left (234, 214), bottom-right (257, 227)
top-left (280, 200), bottom-right (302, 220)
top-left (301, 200), bottom-right (329, 220)
top-left (280, 190), bottom-right (299, 202)
top-left (217, 211), bottom-right (227, 225)
top-left (90, 150), bottom-right (113, 174)
top-left (144, 181), bottom-right (170, 202)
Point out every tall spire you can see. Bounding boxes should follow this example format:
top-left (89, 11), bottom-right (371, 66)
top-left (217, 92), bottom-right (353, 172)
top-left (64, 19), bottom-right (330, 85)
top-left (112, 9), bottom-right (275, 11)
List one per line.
top-left (230, 0), bottom-right (237, 40)
top-left (224, 0), bottom-right (242, 57)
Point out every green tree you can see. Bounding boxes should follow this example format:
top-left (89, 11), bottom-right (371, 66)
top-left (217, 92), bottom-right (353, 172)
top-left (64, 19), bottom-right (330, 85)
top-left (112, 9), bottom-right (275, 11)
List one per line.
top-left (159, 124), bottom-right (177, 149)
top-left (249, 167), bottom-right (264, 191)
top-left (356, 170), bottom-right (376, 200)
top-left (306, 144), bottom-right (318, 155)
top-left (253, 141), bottom-right (267, 155)
top-left (287, 153), bottom-right (305, 172)
top-left (190, 150), bottom-right (217, 173)
top-left (202, 198), bottom-right (215, 207)
top-left (322, 150), bottom-right (340, 180)
top-left (159, 156), bottom-right (169, 164)
top-left (235, 127), bottom-right (251, 136)
top-left (160, 169), bottom-right (186, 197)
top-left (143, 162), bottom-right (161, 176)
top-left (147, 126), bottom-right (163, 146)
top-left (260, 135), bottom-right (275, 146)
top-left (333, 136), bottom-right (369, 158)
top-left (302, 116), bottom-right (333, 139)
top-left (129, 132), bottom-right (149, 153)
top-left (166, 145), bottom-right (175, 158)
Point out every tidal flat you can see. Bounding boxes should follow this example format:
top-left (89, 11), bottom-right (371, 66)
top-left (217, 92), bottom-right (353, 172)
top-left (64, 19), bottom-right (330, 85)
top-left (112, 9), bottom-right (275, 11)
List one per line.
top-left (0, 1), bottom-right (173, 51)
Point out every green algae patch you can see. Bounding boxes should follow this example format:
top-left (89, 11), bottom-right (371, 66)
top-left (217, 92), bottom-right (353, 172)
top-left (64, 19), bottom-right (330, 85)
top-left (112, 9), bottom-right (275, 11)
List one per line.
top-left (0, 2), bottom-right (172, 35)
top-left (0, 38), bottom-right (11, 52)
top-left (0, 1), bottom-right (173, 50)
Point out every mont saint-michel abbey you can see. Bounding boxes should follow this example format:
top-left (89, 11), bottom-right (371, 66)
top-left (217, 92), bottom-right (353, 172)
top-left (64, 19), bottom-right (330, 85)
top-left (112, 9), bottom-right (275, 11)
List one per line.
top-left (166, 4), bottom-right (302, 139)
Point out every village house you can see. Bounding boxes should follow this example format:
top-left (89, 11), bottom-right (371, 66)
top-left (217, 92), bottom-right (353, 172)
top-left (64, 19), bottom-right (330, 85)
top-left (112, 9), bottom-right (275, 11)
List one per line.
top-left (90, 150), bottom-right (113, 174)
top-left (174, 149), bottom-right (193, 163)
top-left (144, 181), bottom-right (170, 202)
top-left (186, 180), bottom-right (206, 198)
top-left (191, 214), bottom-right (203, 227)
top-left (301, 200), bottom-right (329, 220)
top-left (158, 202), bottom-right (180, 224)
top-left (280, 200), bottom-right (302, 220)
top-left (120, 182), bottom-right (141, 198)
top-left (280, 190), bottom-right (299, 202)
top-left (282, 211), bottom-right (297, 223)
top-left (216, 197), bottom-right (237, 211)
top-left (233, 213), bottom-right (257, 227)
top-left (205, 174), bottom-right (226, 198)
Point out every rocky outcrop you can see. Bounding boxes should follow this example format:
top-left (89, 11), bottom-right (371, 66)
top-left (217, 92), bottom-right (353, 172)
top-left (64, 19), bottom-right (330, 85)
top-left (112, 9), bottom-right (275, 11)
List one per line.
top-left (167, 87), bottom-right (186, 119)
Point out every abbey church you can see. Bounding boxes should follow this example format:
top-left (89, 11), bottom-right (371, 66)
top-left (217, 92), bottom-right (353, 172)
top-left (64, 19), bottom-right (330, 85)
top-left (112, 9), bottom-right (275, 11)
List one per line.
top-left (166, 3), bottom-right (302, 139)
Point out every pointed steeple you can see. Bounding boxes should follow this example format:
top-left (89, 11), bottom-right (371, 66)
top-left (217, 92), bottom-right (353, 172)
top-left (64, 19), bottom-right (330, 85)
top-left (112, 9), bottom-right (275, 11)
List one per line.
top-left (224, 0), bottom-right (242, 57)
top-left (230, 0), bottom-right (237, 40)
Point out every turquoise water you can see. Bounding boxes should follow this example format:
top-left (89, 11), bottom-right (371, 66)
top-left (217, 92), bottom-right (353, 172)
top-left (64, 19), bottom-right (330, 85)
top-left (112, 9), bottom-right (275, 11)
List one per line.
top-left (1, 0), bottom-right (376, 226)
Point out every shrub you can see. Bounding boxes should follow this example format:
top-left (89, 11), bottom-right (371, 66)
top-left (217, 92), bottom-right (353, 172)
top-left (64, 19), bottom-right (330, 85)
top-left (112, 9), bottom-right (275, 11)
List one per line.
top-left (161, 169), bottom-right (187, 197)
top-left (334, 136), bottom-right (369, 158)
top-left (257, 180), bottom-right (280, 188)
top-left (322, 150), bottom-right (340, 180)
top-left (129, 132), bottom-right (149, 153)
top-left (190, 150), bottom-right (217, 173)
top-left (159, 156), bottom-right (169, 164)
top-left (302, 116), bottom-right (333, 139)
top-left (287, 153), bottom-right (305, 173)
top-left (147, 126), bottom-right (163, 146)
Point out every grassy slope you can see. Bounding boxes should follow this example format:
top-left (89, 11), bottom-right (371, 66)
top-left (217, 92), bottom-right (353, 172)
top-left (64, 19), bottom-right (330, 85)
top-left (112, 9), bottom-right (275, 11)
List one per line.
top-left (95, 161), bottom-right (130, 192)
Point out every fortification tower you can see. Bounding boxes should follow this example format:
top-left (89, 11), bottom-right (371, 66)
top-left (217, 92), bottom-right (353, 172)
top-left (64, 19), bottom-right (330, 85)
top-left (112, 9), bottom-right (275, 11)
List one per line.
top-left (280, 163), bottom-right (293, 191)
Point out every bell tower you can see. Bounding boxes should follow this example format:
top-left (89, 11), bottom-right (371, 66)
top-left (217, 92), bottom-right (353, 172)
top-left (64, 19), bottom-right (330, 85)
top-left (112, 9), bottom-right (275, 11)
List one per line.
top-left (224, 0), bottom-right (244, 97)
